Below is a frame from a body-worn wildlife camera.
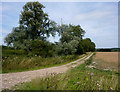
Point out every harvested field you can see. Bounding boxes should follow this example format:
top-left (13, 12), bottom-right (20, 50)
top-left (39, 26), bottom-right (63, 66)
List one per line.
top-left (94, 52), bottom-right (118, 63)
top-left (92, 52), bottom-right (118, 71)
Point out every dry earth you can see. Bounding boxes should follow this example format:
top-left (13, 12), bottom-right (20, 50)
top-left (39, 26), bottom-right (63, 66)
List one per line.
top-left (0, 53), bottom-right (93, 90)
top-left (92, 52), bottom-right (118, 71)
top-left (93, 52), bottom-right (118, 63)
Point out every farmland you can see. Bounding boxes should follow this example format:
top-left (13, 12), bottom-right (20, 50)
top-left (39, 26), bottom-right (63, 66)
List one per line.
top-left (91, 52), bottom-right (118, 72)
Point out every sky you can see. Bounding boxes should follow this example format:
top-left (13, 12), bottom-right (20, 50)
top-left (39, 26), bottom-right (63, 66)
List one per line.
top-left (1, 2), bottom-right (118, 48)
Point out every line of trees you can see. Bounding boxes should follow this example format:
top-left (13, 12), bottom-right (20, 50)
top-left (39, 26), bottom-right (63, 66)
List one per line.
top-left (4, 2), bottom-right (96, 57)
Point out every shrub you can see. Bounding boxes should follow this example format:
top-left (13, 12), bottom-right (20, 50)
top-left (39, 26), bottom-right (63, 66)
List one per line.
top-left (55, 40), bottom-right (79, 56)
top-left (28, 40), bottom-right (55, 57)
top-left (2, 46), bottom-right (26, 58)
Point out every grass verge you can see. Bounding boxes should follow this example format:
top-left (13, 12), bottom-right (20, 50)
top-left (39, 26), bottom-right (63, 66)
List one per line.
top-left (2, 53), bottom-right (88, 73)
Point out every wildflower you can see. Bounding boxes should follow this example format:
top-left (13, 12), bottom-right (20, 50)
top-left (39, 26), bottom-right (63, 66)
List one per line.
top-left (90, 73), bottom-right (94, 75)
top-left (92, 62), bottom-right (96, 64)
top-left (96, 81), bottom-right (99, 83)
top-left (103, 68), bottom-right (111, 71)
top-left (87, 65), bottom-right (96, 69)
top-left (110, 87), bottom-right (113, 90)
top-left (77, 82), bottom-right (80, 85)
top-left (97, 83), bottom-right (101, 87)
top-left (86, 78), bottom-right (88, 81)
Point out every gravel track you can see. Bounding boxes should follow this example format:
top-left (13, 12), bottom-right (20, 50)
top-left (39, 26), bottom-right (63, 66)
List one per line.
top-left (0, 53), bottom-right (93, 90)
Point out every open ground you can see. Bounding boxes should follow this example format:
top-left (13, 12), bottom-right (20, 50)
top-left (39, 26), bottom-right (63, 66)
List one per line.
top-left (91, 52), bottom-right (118, 72)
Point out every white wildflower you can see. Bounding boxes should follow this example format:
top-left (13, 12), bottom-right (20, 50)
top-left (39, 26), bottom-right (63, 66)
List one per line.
top-left (77, 82), bottom-right (80, 85)
top-left (110, 87), bottom-right (113, 90)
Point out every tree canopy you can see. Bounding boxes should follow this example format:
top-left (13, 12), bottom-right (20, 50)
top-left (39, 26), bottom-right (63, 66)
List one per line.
top-left (55, 24), bottom-right (95, 55)
top-left (60, 24), bottom-right (85, 43)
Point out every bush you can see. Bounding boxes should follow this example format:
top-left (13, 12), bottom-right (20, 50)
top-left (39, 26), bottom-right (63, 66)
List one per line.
top-left (76, 38), bottom-right (96, 55)
top-left (61, 55), bottom-right (78, 61)
top-left (55, 40), bottom-right (79, 56)
top-left (76, 41), bottom-right (85, 55)
top-left (2, 46), bottom-right (26, 58)
top-left (28, 40), bottom-right (55, 57)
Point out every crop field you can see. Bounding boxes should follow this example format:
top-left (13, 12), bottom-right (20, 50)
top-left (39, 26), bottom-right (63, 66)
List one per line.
top-left (91, 52), bottom-right (118, 72)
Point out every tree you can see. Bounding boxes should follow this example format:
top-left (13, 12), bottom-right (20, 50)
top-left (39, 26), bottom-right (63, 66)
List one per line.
top-left (55, 24), bottom-right (85, 55)
top-left (78, 38), bottom-right (96, 52)
top-left (4, 27), bottom-right (26, 47)
top-left (19, 2), bottom-right (49, 40)
top-left (29, 40), bottom-right (55, 57)
top-left (55, 40), bottom-right (79, 55)
top-left (76, 41), bottom-right (85, 54)
top-left (5, 2), bottom-right (57, 48)
top-left (60, 24), bottom-right (85, 43)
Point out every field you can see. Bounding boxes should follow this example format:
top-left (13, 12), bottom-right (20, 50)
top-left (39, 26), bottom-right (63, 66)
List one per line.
top-left (12, 52), bottom-right (119, 90)
top-left (91, 52), bottom-right (118, 71)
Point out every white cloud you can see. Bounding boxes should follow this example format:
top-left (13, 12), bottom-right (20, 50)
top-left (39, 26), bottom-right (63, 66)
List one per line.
top-left (73, 11), bottom-right (113, 23)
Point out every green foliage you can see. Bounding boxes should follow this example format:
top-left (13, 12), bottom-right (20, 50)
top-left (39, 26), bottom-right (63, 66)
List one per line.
top-left (76, 38), bottom-right (96, 55)
top-left (4, 27), bottom-right (26, 47)
top-left (85, 54), bottom-right (93, 65)
top-left (61, 55), bottom-right (79, 61)
top-left (2, 46), bottom-right (26, 58)
top-left (4, 2), bottom-right (57, 49)
top-left (81, 38), bottom-right (96, 52)
top-left (55, 24), bottom-right (96, 56)
top-left (19, 2), bottom-right (49, 40)
top-left (96, 48), bottom-right (120, 52)
top-left (60, 24), bottom-right (85, 43)
top-left (29, 40), bottom-right (54, 57)
top-left (55, 40), bottom-right (79, 55)
top-left (2, 46), bottom-right (80, 73)
top-left (4, 2), bottom-right (96, 57)
top-left (55, 24), bottom-right (86, 55)
top-left (76, 41), bottom-right (85, 54)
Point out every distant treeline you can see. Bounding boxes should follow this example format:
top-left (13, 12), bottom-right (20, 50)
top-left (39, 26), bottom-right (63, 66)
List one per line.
top-left (96, 48), bottom-right (120, 52)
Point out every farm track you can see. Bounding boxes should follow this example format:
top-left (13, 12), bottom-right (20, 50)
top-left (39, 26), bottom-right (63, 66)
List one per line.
top-left (0, 53), bottom-right (93, 90)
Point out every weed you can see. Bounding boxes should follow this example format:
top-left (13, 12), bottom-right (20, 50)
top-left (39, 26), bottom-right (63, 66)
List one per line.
top-left (2, 54), bottom-right (82, 73)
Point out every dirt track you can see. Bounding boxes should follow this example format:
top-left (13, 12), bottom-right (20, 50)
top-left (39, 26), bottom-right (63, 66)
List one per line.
top-left (0, 53), bottom-right (93, 90)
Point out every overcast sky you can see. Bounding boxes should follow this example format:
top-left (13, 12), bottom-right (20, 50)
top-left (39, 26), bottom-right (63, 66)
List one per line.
top-left (1, 2), bottom-right (118, 48)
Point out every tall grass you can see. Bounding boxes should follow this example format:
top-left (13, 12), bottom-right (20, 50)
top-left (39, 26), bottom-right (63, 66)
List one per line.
top-left (2, 54), bottom-right (81, 73)
top-left (2, 46), bottom-right (85, 73)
